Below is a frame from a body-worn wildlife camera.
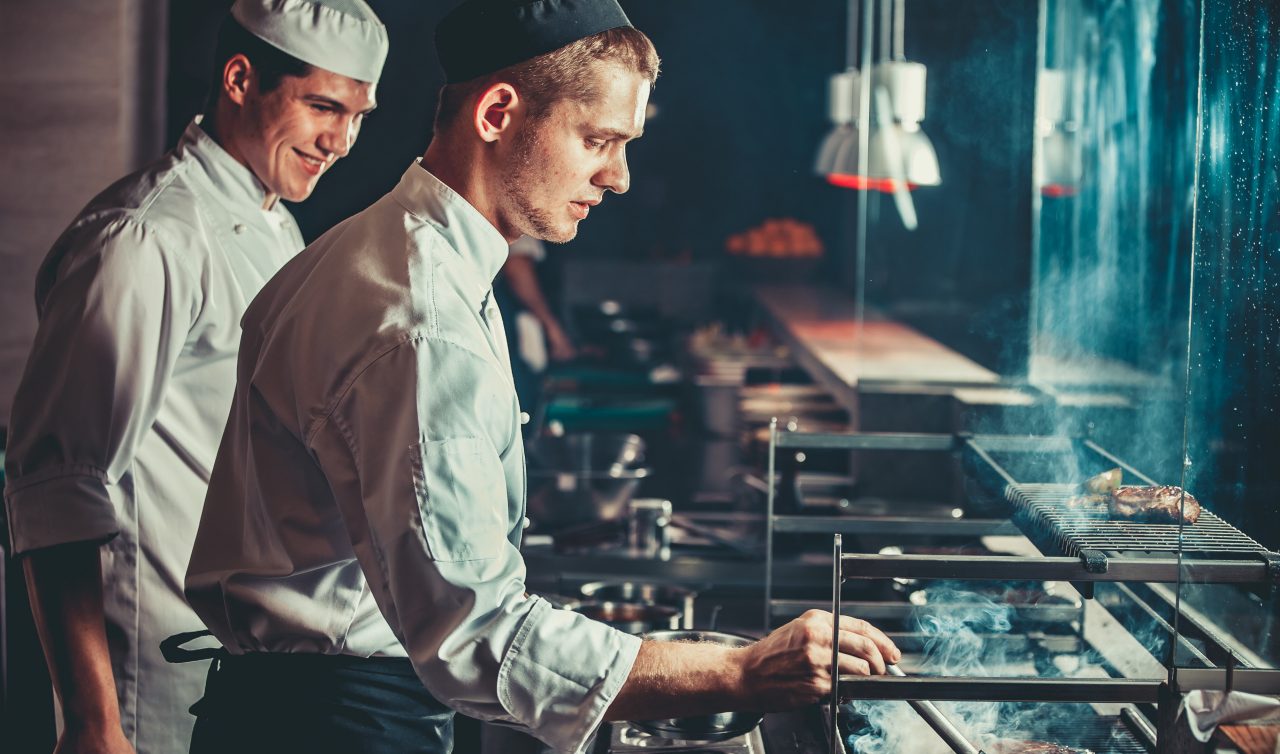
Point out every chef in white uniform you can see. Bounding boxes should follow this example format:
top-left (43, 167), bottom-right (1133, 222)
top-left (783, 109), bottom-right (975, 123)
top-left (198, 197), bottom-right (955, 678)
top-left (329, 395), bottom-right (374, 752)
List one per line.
top-left (2, 1), bottom-right (387, 751)
top-left (184, 2), bottom-right (899, 753)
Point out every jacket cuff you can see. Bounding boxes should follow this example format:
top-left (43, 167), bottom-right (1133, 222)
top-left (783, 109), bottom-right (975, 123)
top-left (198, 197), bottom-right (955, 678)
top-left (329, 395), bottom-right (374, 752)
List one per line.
top-left (4, 467), bottom-right (120, 555)
top-left (498, 596), bottom-right (643, 753)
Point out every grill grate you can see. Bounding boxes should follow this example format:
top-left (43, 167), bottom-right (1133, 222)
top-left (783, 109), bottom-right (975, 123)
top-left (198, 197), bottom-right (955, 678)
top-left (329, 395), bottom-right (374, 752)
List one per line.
top-left (1067, 716), bottom-right (1151, 754)
top-left (839, 710), bottom-right (1149, 754)
top-left (1006, 483), bottom-right (1271, 560)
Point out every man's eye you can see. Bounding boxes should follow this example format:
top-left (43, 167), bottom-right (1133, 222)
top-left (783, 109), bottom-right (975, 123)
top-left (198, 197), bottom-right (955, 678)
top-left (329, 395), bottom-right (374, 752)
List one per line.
top-left (310, 104), bottom-right (333, 114)
top-left (585, 138), bottom-right (605, 149)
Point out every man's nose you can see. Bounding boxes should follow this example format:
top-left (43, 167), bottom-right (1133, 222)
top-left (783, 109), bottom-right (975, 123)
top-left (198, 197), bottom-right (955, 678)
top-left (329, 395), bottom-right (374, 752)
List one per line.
top-left (596, 148), bottom-right (630, 195)
top-left (319, 116), bottom-right (358, 159)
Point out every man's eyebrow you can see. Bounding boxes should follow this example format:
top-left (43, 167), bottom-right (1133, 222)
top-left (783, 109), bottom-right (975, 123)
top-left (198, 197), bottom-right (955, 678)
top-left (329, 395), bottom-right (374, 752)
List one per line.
top-left (303, 93), bottom-right (378, 115)
top-left (593, 127), bottom-right (643, 141)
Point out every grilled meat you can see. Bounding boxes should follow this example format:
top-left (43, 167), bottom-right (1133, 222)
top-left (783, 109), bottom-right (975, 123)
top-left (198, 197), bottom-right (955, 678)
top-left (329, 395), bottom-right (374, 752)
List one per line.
top-left (1083, 467), bottom-right (1122, 494)
top-left (1109, 485), bottom-right (1201, 524)
top-left (991, 741), bottom-right (1094, 754)
top-left (1064, 493), bottom-right (1108, 512)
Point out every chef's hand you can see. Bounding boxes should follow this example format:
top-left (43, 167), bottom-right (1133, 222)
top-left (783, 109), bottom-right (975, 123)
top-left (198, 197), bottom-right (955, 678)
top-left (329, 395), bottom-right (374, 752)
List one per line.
top-left (54, 723), bottom-right (136, 754)
top-left (738, 610), bottom-right (900, 711)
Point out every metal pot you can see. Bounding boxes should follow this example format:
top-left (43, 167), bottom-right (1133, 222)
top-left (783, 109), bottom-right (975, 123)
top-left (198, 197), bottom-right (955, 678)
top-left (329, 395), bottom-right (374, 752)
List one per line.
top-left (579, 581), bottom-right (697, 629)
top-left (562, 600), bottom-right (681, 635)
top-left (632, 630), bottom-right (762, 742)
top-left (525, 433), bottom-right (650, 531)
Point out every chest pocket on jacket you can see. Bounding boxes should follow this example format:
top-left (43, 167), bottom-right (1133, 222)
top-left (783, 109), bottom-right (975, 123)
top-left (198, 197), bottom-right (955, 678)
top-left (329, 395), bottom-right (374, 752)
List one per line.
top-left (411, 438), bottom-right (509, 561)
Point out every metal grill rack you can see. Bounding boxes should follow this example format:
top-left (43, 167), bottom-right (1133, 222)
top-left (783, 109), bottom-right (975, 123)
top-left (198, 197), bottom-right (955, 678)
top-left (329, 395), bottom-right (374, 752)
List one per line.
top-left (802, 433), bottom-right (1279, 588)
top-left (961, 434), bottom-right (1280, 589)
top-left (1008, 483), bottom-right (1273, 560)
top-left (764, 427), bottom-right (1280, 754)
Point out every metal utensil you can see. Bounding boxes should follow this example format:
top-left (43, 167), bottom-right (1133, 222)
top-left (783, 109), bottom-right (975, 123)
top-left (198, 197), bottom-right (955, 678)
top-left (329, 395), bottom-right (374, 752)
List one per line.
top-left (579, 581), bottom-right (697, 630)
top-left (562, 600), bottom-right (681, 635)
top-left (885, 665), bottom-right (983, 754)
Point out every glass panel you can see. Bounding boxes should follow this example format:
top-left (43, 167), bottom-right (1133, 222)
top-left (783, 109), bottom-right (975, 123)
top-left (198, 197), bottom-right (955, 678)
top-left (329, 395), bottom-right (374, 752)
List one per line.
top-left (1029, 0), bottom-right (1198, 485)
top-left (1029, 0), bottom-right (1204, 680)
top-left (1178, 0), bottom-right (1280, 670)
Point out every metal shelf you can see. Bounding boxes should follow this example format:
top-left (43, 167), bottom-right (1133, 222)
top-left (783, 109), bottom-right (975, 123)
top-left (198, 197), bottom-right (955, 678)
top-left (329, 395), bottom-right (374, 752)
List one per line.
top-left (775, 431), bottom-right (960, 451)
top-left (836, 675), bottom-right (1163, 703)
top-left (771, 514), bottom-right (1017, 536)
top-left (839, 552), bottom-right (1271, 584)
top-left (770, 598), bottom-right (1085, 629)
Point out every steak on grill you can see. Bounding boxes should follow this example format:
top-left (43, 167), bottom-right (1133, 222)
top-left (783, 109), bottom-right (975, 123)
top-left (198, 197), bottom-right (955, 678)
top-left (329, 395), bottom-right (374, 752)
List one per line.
top-left (1109, 485), bottom-right (1201, 525)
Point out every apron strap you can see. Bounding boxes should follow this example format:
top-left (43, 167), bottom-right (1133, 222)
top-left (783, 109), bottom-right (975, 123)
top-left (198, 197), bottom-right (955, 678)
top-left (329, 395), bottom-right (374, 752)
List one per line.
top-left (161, 629), bottom-right (225, 663)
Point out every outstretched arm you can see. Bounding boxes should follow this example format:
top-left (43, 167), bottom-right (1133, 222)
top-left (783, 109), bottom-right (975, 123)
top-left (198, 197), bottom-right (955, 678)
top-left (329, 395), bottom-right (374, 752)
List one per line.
top-left (605, 611), bottom-right (900, 721)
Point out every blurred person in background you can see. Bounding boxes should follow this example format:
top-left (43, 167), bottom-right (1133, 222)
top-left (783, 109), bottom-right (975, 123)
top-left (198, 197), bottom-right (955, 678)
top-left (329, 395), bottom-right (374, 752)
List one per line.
top-left (496, 234), bottom-right (577, 422)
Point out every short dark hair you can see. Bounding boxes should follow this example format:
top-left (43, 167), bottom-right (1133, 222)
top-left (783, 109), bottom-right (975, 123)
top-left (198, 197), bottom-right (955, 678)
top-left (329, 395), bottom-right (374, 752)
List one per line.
top-left (433, 27), bottom-right (660, 133)
top-left (203, 16), bottom-right (313, 113)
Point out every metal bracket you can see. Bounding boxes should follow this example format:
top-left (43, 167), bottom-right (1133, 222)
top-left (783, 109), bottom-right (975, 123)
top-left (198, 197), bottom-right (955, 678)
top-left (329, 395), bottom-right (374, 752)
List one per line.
top-left (1080, 548), bottom-right (1110, 574)
top-left (1264, 552), bottom-right (1280, 588)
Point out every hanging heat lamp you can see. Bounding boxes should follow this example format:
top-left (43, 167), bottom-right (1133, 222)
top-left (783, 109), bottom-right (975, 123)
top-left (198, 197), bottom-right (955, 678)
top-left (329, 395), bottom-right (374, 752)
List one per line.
top-left (814, 70), bottom-right (859, 176)
top-left (1035, 69), bottom-right (1080, 197)
top-left (818, 0), bottom-right (940, 199)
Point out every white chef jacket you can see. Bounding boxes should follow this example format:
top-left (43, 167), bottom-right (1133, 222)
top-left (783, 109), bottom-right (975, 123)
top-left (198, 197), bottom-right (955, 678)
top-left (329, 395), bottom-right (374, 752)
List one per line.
top-left (4, 119), bottom-right (303, 753)
top-left (186, 162), bottom-right (640, 754)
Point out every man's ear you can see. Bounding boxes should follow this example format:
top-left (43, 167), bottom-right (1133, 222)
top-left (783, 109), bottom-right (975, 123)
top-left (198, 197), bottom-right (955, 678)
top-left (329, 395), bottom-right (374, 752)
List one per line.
top-left (221, 54), bottom-right (253, 107)
top-left (473, 82), bottom-right (520, 143)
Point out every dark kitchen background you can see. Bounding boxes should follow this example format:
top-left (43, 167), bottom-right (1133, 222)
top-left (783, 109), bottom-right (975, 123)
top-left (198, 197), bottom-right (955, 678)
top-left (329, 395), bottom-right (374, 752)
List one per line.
top-left (3, 0), bottom-right (1280, 749)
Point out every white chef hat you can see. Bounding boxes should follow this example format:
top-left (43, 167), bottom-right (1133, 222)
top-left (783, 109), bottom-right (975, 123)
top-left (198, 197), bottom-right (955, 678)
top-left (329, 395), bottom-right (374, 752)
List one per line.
top-left (231, 0), bottom-right (389, 85)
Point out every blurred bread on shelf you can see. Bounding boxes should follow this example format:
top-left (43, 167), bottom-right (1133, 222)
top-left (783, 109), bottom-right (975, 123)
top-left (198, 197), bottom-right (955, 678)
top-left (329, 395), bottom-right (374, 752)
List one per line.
top-left (725, 217), bottom-right (824, 258)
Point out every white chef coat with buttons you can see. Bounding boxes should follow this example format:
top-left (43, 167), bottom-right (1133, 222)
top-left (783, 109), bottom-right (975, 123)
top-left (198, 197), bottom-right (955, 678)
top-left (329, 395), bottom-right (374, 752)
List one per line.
top-left (3, 119), bottom-right (302, 754)
top-left (185, 162), bottom-right (640, 754)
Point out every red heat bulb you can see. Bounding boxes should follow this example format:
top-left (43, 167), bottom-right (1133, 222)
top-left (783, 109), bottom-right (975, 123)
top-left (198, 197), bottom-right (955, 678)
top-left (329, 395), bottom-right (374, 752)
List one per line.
top-left (827, 174), bottom-right (919, 192)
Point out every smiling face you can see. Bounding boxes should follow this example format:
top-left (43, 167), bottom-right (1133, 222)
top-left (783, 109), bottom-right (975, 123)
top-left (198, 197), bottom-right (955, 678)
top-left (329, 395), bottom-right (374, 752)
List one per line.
top-left (235, 63), bottom-right (378, 203)
top-left (498, 62), bottom-right (650, 243)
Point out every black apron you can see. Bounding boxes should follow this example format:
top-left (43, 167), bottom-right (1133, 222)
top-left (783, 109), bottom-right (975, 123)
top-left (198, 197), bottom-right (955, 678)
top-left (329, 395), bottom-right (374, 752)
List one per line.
top-left (166, 632), bottom-right (454, 754)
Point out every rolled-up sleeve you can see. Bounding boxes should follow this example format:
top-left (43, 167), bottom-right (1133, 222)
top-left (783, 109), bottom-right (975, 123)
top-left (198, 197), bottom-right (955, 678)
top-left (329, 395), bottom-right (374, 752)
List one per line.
top-left (318, 337), bottom-right (639, 753)
top-left (4, 216), bottom-right (196, 555)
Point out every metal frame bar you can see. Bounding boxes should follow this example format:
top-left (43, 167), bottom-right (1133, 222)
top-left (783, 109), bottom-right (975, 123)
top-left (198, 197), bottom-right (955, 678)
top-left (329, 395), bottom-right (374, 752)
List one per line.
top-left (886, 666), bottom-right (982, 754)
top-left (1103, 583), bottom-right (1215, 667)
top-left (1081, 439), bottom-right (1159, 486)
top-left (776, 431), bottom-right (959, 451)
top-left (830, 534), bottom-right (843, 754)
top-left (765, 417), bottom-right (778, 632)
top-left (1172, 667), bottom-right (1280, 695)
top-left (772, 515), bottom-right (1018, 536)
top-left (840, 553), bottom-right (1270, 584)
top-left (837, 676), bottom-right (1163, 703)
top-left (770, 599), bottom-right (1084, 625)
top-left (1139, 582), bottom-right (1273, 668)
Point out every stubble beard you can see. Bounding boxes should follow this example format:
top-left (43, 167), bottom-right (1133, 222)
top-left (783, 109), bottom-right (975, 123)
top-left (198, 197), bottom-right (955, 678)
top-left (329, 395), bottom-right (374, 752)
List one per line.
top-left (507, 119), bottom-right (576, 244)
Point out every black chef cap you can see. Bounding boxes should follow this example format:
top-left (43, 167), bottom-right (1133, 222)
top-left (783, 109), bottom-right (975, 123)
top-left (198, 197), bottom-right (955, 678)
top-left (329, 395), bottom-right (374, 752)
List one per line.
top-left (435, 0), bottom-right (633, 84)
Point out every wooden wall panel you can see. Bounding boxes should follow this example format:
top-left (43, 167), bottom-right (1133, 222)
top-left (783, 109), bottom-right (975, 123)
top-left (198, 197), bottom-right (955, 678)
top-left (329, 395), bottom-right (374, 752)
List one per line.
top-left (0, 0), bottom-right (165, 428)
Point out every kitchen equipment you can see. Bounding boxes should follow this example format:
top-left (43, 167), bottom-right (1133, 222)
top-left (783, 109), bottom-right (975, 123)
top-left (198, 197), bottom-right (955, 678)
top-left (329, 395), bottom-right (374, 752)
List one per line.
top-left (562, 600), bottom-right (681, 635)
top-left (627, 498), bottom-right (672, 559)
top-left (632, 630), bottom-right (762, 742)
top-left (526, 433), bottom-right (651, 531)
top-left (579, 581), bottom-right (697, 630)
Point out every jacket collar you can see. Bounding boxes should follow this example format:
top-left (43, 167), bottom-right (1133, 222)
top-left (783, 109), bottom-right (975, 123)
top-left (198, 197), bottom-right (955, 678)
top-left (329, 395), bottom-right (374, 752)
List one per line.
top-left (391, 160), bottom-right (509, 301)
top-left (176, 117), bottom-right (277, 211)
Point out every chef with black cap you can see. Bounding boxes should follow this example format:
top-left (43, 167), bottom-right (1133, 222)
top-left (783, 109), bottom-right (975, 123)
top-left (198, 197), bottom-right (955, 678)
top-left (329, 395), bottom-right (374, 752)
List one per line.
top-left (3, 2), bottom-right (386, 752)
top-left (183, 1), bottom-right (900, 753)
